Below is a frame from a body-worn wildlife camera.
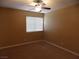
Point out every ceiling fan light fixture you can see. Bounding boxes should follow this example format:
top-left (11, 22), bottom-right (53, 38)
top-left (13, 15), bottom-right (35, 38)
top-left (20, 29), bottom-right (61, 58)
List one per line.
top-left (33, 0), bottom-right (46, 12)
top-left (35, 5), bottom-right (42, 12)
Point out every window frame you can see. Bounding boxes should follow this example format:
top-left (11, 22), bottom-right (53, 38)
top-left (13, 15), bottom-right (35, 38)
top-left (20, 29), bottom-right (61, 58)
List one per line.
top-left (26, 16), bottom-right (44, 32)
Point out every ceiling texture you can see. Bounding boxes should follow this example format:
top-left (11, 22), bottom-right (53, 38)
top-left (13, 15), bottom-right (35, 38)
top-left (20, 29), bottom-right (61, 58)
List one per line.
top-left (0, 0), bottom-right (78, 13)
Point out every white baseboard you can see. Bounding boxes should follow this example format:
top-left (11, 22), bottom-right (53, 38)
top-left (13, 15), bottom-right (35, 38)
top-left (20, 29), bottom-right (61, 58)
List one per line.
top-left (0, 40), bottom-right (79, 57)
top-left (44, 40), bottom-right (79, 56)
top-left (0, 40), bottom-right (42, 50)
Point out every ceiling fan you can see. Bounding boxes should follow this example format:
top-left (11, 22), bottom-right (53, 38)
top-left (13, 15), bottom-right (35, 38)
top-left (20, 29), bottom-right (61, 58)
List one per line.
top-left (31, 0), bottom-right (51, 12)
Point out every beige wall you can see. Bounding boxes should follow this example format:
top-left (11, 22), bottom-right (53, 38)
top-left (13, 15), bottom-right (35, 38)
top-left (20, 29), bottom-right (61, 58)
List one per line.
top-left (44, 4), bottom-right (79, 53)
top-left (0, 7), bottom-right (44, 47)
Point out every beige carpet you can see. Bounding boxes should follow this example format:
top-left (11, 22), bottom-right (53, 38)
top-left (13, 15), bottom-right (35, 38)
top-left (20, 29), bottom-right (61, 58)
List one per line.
top-left (0, 41), bottom-right (78, 59)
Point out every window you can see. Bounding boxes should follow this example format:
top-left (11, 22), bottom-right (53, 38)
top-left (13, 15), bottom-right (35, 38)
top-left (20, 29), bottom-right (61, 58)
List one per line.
top-left (26, 16), bottom-right (43, 32)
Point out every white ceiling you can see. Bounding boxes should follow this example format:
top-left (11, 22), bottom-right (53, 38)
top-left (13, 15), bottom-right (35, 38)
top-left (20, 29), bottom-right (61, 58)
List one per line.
top-left (0, 0), bottom-right (78, 13)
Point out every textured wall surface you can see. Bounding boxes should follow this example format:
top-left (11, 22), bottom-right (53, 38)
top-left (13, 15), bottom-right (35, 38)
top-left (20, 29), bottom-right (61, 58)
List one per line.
top-left (0, 7), bottom-right (44, 47)
top-left (44, 4), bottom-right (79, 53)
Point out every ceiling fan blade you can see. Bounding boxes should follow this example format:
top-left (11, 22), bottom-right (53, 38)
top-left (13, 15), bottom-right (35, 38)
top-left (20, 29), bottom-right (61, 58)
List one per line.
top-left (42, 7), bottom-right (51, 10)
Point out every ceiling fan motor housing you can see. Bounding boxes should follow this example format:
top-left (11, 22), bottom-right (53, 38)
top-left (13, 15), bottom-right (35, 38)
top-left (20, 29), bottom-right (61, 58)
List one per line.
top-left (33, 0), bottom-right (43, 3)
